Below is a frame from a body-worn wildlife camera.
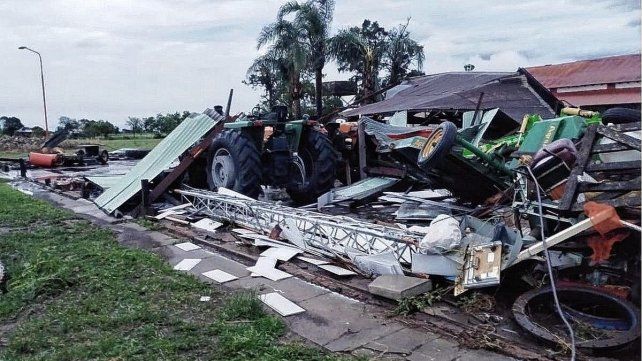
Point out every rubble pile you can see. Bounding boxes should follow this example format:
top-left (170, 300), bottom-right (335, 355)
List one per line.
top-left (6, 103), bottom-right (639, 359)
top-left (0, 135), bottom-right (45, 151)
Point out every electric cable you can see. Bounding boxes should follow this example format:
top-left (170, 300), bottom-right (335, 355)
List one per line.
top-left (525, 165), bottom-right (576, 360)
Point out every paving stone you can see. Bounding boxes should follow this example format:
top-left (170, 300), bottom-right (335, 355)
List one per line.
top-left (352, 347), bottom-right (406, 360)
top-left (158, 245), bottom-right (218, 265)
top-left (364, 327), bottom-right (437, 355)
top-left (286, 292), bottom-right (387, 346)
top-left (271, 277), bottom-right (330, 302)
top-left (224, 275), bottom-right (281, 293)
top-left (368, 275), bottom-right (432, 301)
top-left (325, 322), bottom-right (405, 352)
top-left (406, 337), bottom-right (459, 361)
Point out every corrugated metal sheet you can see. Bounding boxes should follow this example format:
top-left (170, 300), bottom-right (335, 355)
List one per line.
top-left (342, 72), bottom-right (556, 122)
top-left (553, 88), bottom-right (641, 107)
top-left (85, 175), bottom-right (122, 189)
top-left (95, 113), bottom-right (221, 213)
top-left (525, 54), bottom-right (641, 88)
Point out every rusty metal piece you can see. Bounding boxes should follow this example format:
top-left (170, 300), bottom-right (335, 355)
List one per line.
top-left (512, 286), bottom-right (640, 349)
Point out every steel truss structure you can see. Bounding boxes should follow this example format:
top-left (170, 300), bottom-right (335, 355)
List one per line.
top-left (176, 189), bottom-right (422, 263)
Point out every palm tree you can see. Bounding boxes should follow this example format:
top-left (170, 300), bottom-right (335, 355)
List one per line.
top-left (278, 0), bottom-right (334, 117)
top-left (328, 20), bottom-right (388, 104)
top-left (258, 18), bottom-right (309, 118)
top-left (384, 20), bottom-right (425, 86)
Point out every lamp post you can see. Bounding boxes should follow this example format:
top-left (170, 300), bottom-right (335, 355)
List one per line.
top-left (18, 46), bottom-right (49, 137)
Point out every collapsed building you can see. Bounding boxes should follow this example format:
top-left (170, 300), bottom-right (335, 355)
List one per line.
top-left (3, 67), bottom-right (641, 359)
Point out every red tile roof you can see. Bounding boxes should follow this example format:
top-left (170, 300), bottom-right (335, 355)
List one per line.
top-left (525, 54), bottom-right (641, 88)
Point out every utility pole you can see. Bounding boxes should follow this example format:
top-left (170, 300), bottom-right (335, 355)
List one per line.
top-left (19, 46), bottom-right (49, 137)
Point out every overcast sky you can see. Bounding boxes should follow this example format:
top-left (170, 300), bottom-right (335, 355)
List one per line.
top-left (1, 0), bottom-right (639, 128)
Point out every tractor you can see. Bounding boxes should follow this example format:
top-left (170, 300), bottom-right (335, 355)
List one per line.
top-left (203, 106), bottom-right (337, 204)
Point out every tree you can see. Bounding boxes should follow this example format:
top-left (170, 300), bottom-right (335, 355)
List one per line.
top-left (245, 53), bottom-right (283, 108)
top-left (383, 19), bottom-right (425, 86)
top-left (0, 116), bottom-right (24, 136)
top-left (257, 12), bottom-right (310, 118)
top-left (464, 64), bottom-right (475, 72)
top-left (278, 0), bottom-right (335, 117)
top-left (57, 116), bottom-right (80, 132)
top-left (329, 20), bottom-right (389, 104)
top-left (143, 116), bottom-right (156, 133)
top-left (126, 117), bottom-right (144, 136)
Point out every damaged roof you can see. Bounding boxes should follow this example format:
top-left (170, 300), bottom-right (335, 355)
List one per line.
top-left (341, 72), bottom-right (557, 122)
top-left (525, 54), bottom-right (641, 88)
top-left (524, 54), bottom-right (641, 107)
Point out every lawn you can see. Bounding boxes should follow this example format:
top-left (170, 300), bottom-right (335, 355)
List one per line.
top-left (0, 183), bottom-right (343, 360)
top-left (64, 134), bottom-right (162, 152)
top-left (0, 134), bottom-right (162, 159)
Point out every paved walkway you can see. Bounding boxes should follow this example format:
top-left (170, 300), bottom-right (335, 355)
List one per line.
top-left (34, 187), bottom-right (515, 360)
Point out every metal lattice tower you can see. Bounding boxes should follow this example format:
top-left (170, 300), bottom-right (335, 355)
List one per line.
top-left (176, 189), bottom-right (422, 263)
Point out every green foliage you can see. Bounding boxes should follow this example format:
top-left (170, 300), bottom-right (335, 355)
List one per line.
top-left (1, 116), bottom-right (25, 136)
top-left (140, 111), bottom-right (191, 135)
top-left (383, 19), bottom-right (425, 86)
top-left (329, 19), bottom-right (425, 100)
top-left (392, 286), bottom-right (453, 316)
top-left (0, 184), bottom-right (345, 360)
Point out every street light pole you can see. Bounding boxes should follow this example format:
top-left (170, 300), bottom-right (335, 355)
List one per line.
top-left (19, 46), bottom-right (49, 137)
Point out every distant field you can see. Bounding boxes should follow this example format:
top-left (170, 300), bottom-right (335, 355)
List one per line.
top-left (68, 136), bottom-right (163, 151)
top-left (0, 134), bottom-right (163, 159)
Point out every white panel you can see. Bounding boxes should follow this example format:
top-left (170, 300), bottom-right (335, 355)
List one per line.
top-left (259, 292), bottom-right (305, 316)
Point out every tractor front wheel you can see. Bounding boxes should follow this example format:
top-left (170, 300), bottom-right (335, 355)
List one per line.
top-left (286, 130), bottom-right (337, 204)
top-left (206, 130), bottom-right (262, 199)
top-left (417, 121), bottom-right (457, 171)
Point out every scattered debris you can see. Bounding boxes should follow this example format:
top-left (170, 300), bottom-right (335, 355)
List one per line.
top-left (259, 292), bottom-right (305, 316)
top-left (173, 258), bottom-right (201, 271)
top-left (368, 275), bottom-right (433, 301)
top-left (191, 218), bottom-right (223, 233)
top-left (317, 264), bottom-right (357, 277)
top-left (202, 269), bottom-right (238, 283)
top-left (260, 246), bottom-right (302, 262)
top-left (247, 257), bottom-right (292, 281)
top-left (175, 242), bottom-right (201, 251)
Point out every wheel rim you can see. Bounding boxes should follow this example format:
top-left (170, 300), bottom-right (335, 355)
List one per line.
top-left (291, 154), bottom-right (307, 185)
top-left (420, 128), bottom-right (444, 160)
top-left (211, 148), bottom-right (234, 188)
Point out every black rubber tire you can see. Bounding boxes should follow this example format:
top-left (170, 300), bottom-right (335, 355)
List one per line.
top-left (98, 150), bottom-right (109, 165)
top-left (206, 130), bottom-right (262, 199)
top-left (286, 130), bottom-right (337, 204)
top-left (602, 107), bottom-right (641, 124)
top-left (417, 121), bottom-right (457, 171)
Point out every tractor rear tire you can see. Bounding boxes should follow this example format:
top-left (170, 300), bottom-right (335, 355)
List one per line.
top-left (286, 130), bottom-right (337, 204)
top-left (417, 121), bottom-right (457, 171)
top-left (206, 130), bottom-right (262, 199)
top-left (602, 107), bottom-right (641, 124)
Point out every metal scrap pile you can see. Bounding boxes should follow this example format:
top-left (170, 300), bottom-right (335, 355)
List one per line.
top-left (76, 104), bottom-right (639, 357)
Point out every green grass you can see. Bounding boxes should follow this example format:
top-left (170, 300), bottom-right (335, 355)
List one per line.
top-left (65, 135), bottom-right (162, 152)
top-left (0, 151), bottom-right (28, 159)
top-left (0, 183), bottom-right (343, 360)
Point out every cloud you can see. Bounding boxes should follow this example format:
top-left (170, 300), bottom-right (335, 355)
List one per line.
top-left (0, 0), bottom-right (639, 128)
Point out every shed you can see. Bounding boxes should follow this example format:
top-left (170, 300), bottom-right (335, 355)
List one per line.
top-left (341, 71), bottom-right (558, 125)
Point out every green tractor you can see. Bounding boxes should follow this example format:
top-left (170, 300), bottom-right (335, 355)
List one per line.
top-left (204, 106), bottom-right (337, 204)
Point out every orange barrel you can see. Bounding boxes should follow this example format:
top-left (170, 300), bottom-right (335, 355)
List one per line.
top-left (29, 152), bottom-right (61, 168)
